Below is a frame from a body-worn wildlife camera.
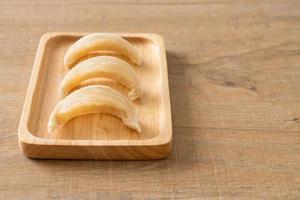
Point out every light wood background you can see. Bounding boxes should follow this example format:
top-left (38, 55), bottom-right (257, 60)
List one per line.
top-left (1, 0), bottom-right (300, 199)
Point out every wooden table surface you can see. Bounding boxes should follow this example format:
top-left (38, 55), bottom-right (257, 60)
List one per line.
top-left (1, 0), bottom-right (300, 199)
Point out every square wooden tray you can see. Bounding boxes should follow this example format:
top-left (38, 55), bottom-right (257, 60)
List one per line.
top-left (18, 32), bottom-right (172, 160)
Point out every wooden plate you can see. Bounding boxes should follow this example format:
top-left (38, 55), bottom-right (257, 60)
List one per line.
top-left (18, 32), bottom-right (172, 160)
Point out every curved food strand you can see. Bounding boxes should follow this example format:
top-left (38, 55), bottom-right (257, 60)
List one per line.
top-left (73, 50), bottom-right (136, 67)
top-left (59, 56), bottom-right (141, 100)
top-left (48, 85), bottom-right (141, 133)
top-left (64, 33), bottom-right (142, 68)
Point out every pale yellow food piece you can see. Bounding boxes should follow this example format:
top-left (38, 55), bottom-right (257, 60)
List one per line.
top-left (64, 33), bottom-right (142, 68)
top-left (48, 85), bottom-right (141, 133)
top-left (59, 56), bottom-right (141, 100)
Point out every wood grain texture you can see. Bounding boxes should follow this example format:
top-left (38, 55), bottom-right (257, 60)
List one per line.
top-left (1, 0), bottom-right (300, 199)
